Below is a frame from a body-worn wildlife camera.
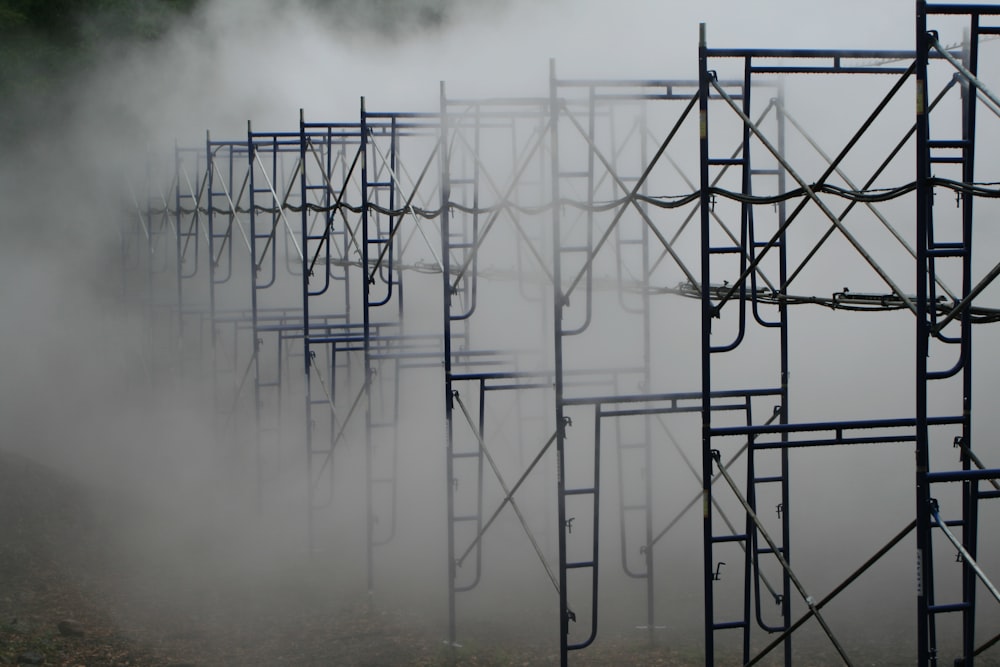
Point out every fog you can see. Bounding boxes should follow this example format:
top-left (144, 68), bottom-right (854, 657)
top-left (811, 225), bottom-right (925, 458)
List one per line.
top-left (2, 0), bottom-right (999, 665)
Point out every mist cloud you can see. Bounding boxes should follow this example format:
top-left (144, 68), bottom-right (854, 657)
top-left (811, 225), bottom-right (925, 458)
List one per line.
top-left (1, 0), bottom-right (997, 663)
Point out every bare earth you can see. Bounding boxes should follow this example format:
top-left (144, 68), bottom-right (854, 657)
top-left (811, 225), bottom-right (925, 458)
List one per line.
top-left (0, 450), bottom-right (700, 666)
top-left (2, 449), bottom-right (992, 666)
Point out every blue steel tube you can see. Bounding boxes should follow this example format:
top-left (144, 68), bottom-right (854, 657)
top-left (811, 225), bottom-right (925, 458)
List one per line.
top-left (439, 81), bottom-right (458, 649)
top-left (958, 14), bottom-right (978, 663)
top-left (298, 110), bottom-right (316, 553)
top-left (915, 3), bottom-right (935, 664)
top-left (550, 57), bottom-right (570, 667)
top-left (173, 145), bottom-right (184, 343)
top-left (247, 122), bottom-right (263, 515)
top-left (361, 96), bottom-right (375, 596)
top-left (698, 23), bottom-right (716, 666)
top-left (775, 76), bottom-right (793, 667)
top-left (740, 56), bottom-right (753, 665)
top-left (206, 131), bottom-right (217, 354)
top-left (633, 96), bottom-right (655, 643)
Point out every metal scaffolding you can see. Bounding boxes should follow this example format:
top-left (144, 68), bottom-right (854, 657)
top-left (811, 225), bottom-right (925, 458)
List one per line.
top-left (122, 3), bottom-right (1000, 664)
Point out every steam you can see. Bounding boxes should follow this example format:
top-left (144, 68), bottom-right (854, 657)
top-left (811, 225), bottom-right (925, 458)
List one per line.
top-left (1, 0), bottom-right (998, 663)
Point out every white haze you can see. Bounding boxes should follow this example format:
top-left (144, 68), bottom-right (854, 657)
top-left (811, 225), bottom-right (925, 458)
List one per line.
top-left (48, 0), bottom-right (936, 150)
top-left (0, 0), bottom-right (924, 475)
top-left (1, 0), bottom-right (998, 663)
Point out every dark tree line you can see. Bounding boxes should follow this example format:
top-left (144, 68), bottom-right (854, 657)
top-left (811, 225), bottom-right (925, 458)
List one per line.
top-left (0, 0), bottom-right (469, 143)
top-left (0, 0), bottom-right (458, 92)
top-left (0, 0), bottom-right (502, 150)
top-left (0, 0), bottom-right (197, 90)
top-left (0, 0), bottom-right (199, 143)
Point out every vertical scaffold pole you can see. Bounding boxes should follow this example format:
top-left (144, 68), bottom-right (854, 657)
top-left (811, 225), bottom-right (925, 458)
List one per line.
top-left (360, 96), bottom-right (376, 597)
top-left (298, 110), bottom-right (317, 554)
top-left (550, 58), bottom-right (570, 667)
top-left (439, 80), bottom-right (458, 649)
top-left (775, 77), bottom-right (793, 667)
top-left (958, 17), bottom-right (978, 662)
top-left (697, 23), bottom-right (716, 666)
top-left (247, 120), bottom-right (262, 514)
top-left (915, 3), bottom-right (934, 664)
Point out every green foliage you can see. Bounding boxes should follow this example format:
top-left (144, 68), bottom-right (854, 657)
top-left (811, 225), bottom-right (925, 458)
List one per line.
top-left (0, 0), bottom-right (475, 144)
top-left (304, 0), bottom-right (450, 32)
top-left (0, 1), bottom-right (191, 89)
top-left (0, 0), bottom-right (199, 144)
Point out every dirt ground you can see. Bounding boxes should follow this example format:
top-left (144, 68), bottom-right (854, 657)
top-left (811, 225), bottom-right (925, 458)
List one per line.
top-left (0, 449), bottom-right (705, 666)
top-left (1, 448), bottom-right (995, 666)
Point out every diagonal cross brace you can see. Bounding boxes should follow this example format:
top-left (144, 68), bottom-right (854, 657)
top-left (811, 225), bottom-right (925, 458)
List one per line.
top-left (560, 95), bottom-right (701, 302)
top-left (305, 139), bottom-right (364, 274)
top-left (650, 413), bottom-right (783, 604)
top-left (930, 502), bottom-right (1000, 605)
top-left (252, 150), bottom-right (303, 262)
top-left (648, 405), bottom-right (781, 550)
top-left (712, 449), bottom-right (855, 666)
top-left (364, 131), bottom-right (444, 279)
top-left (709, 76), bottom-right (917, 320)
top-left (649, 99), bottom-right (781, 291)
top-left (452, 391), bottom-right (560, 593)
top-left (253, 151), bottom-right (304, 271)
top-left (778, 79), bottom-right (960, 302)
top-left (450, 127), bottom-right (555, 286)
top-left (456, 429), bottom-right (558, 567)
top-left (179, 162), bottom-right (210, 261)
top-left (210, 158), bottom-right (253, 266)
top-left (448, 118), bottom-right (552, 293)
top-left (746, 520), bottom-right (916, 666)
